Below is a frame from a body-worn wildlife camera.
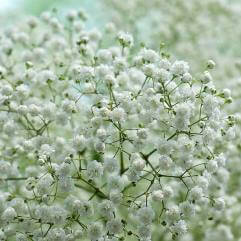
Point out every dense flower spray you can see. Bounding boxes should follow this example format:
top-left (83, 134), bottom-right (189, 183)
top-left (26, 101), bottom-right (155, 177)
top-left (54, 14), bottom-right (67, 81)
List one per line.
top-left (100, 1), bottom-right (241, 239)
top-left (0, 9), bottom-right (236, 241)
top-left (102, 0), bottom-right (241, 86)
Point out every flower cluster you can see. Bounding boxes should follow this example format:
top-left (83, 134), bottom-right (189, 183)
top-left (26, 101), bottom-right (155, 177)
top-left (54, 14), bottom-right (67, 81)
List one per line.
top-left (0, 9), bottom-right (235, 241)
top-left (100, 1), bottom-right (241, 239)
top-left (102, 0), bottom-right (241, 85)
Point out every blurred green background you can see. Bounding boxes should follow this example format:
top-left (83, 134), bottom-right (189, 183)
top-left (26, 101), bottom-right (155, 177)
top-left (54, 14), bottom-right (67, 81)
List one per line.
top-left (0, 0), bottom-right (108, 29)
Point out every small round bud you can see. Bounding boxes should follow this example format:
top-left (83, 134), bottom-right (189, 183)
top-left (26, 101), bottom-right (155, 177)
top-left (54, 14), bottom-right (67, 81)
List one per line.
top-left (206, 59), bottom-right (216, 69)
top-left (201, 71), bottom-right (212, 83)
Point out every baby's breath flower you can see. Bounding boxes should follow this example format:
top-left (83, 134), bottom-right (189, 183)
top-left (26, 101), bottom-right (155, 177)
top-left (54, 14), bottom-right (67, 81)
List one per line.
top-left (0, 8), bottom-right (234, 241)
top-left (117, 31), bottom-right (133, 48)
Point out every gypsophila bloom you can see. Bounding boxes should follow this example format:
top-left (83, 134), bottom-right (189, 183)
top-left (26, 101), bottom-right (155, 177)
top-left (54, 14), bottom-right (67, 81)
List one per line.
top-left (152, 190), bottom-right (164, 202)
top-left (1, 207), bottom-right (17, 222)
top-left (117, 31), bottom-right (133, 48)
top-left (104, 157), bottom-right (119, 173)
top-left (0, 8), bottom-right (236, 241)
top-left (170, 220), bottom-right (187, 236)
top-left (88, 222), bottom-right (103, 241)
top-left (106, 218), bottom-right (123, 234)
top-left (137, 207), bottom-right (155, 225)
top-left (86, 160), bottom-right (104, 179)
top-left (171, 61), bottom-right (189, 75)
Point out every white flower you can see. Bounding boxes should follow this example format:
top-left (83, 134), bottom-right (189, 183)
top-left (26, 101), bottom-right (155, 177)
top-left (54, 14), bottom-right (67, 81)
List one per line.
top-left (48, 228), bottom-right (66, 241)
top-left (180, 201), bottom-right (195, 217)
top-left (182, 73), bottom-right (192, 83)
top-left (104, 157), bottom-right (119, 173)
top-left (162, 186), bottom-right (174, 199)
top-left (137, 207), bottom-right (155, 225)
top-left (170, 220), bottom-right (187, 235)
top-left (222, 88), bottom-right (231, 98)
top-left (0, 161), bottom-right (11, 177)
top-left (107, 175), bottom-right (124, 191)
top-left (99, 200), bottom-right (115, 219)
top-left (140, 48), bottom-right (159, 63)
top-left (88, 222), bottom-right (103, 241)
top-left (1, 207), bottom-right (17, 222)
top-left (156, 68), bottom-right (171, 82)
top-left (97, 49), bottom-right (113, 63)
top-left (157, 139), bottom-right (175, 155)
top-left (36, 174), bottom-right (54, 195)
top-left (79, 66), bottom-right (95, 81)
top-left (49, 205), bottom-right (67, 225)
top-left (66, 10), bottom-right (78, 21)
top-left (206, 59), bottom-right (216, 69)
top-left (96, 128), bottom-right (107, 141)
top-left (109, 191), bottom-right (123, 204)
top-left (73, 135), bottom-right (86, 152)
top-left (189, 187), bottom-right (203, 200)
top-left (201, 71), bottom-right (212, 84)
top-left (40, 144), bottom-right (55, 157)
top-left (83, 82), bottom-right (95, 93)
top-left (214, 198), bottom-right (225, 211)
top-left (152, 190), bottom-right (164, 202)
top-left (137, 224), bottom-right (151, 239)
top-left (106, 218), bottom-right (123, 234)
top-left (159, 155), bottom-right (173, 170)
top-left (215, 153), bottom-right (226, 167)
top-left (28, 104), bottom-right (41, 116)
top-left (171, 61), bottom-right (189, 75)
top-left (1, 84), bottom-right (13, 96)
top-left (94, 141), bottom-right (105, 152)
top-left (117, 31), bottom-right (133, 47)
top-left (206, 159), bottom-right (218, 173)
top-left (174, 103), bottom-right (191, 130)
top-left (0, 8), bottom-right (234, 240)
top-left (36, 70), bottom-right (56, 83)
top-left (203, 94), bottom-right (219, 116)
top-left (79, 200), bottom-right (94, 217)
top-left (110, 107), bottom-right (126, 122)
top-left (143, 63), bottom-right (156, 77)
top-left (58, 177), bottom-right (74, 193)
top-left (126, 167), bottom-right (141, 182)
top-left (128, 68), bottom-right (146, 83)
top-left (132, 158), bottom-right (145, 171)
top-left (166, 205), bottom-right (180, 222)
top-left (16, 84), bottom-right (30, 98)
top-left (86, 160), bottom-right (103, 179)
